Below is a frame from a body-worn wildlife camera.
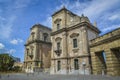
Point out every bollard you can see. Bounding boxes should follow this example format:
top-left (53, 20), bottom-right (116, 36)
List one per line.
top-left (7, 74), bottom-right (9, 78)
top-left (27, 73), bottom-right (29, 76)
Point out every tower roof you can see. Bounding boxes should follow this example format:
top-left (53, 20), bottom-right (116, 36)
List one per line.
top-left (30, 23), bottom-right (51, 30)
top-left (52, 6), bottom-right (67, 16)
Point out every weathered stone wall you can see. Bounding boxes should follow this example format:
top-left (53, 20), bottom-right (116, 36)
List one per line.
top-left (51, 7), bottom-right (99, 74)
top-left (24, 24), bottom-right (51, 72)
top-left (90, 28), bottom-right (120, 76)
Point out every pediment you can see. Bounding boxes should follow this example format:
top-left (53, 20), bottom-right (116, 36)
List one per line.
top-left (70, 33), bottom-right (79, 38)
top-left (55, 37), bottom-right (62, 41)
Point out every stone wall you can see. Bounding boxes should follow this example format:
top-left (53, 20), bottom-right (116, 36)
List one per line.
top-left (24, 24), bottom-right (51, 73)
top-left (90, 28), bottom-right (120, 76)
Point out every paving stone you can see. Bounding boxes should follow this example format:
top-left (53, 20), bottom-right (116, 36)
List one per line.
top-left (0, 73), bottom-right (120, 80)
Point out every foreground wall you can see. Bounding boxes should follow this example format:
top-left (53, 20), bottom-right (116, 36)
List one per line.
top-left (90, 28), bottom-right (120, 76)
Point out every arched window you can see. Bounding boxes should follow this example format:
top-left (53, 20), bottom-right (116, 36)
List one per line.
top-left (70, 33), bottom-right (79, 48)
top-left (54, 18), bottom-right (61, 30)
top-left (54, 37), bottom-right (62, 56)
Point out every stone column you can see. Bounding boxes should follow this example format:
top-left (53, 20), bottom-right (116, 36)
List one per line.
top-left (104, 49), bottom-right (114, 76)
top-left (34, 43), bottom-right (39, 61)
top-left (81, 27), bottom-right (89, 54)
top-left (105, 49), bottom-right (120, 76)
top-left (62, 32), bottom-right (67, 57)
top-left (62, 32), bottom-right (68, 74)
top-left (24, 48), bottom-right (27, 61)
top-left (90, 51), bottom-right (97, 75)
top-left (81, 26), bottom-right (90, 74)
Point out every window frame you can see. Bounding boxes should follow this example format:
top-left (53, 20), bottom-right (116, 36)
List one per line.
top-left (43, 33), bottom-right (48, 42)
top-left (74, 59), bottom-right (79, 70)
top-left (31, 32), bottom-right (35, 40)
top-left (73, 38), bottom-right (78, 48)
top-left (57, 42), bottom-right (61, 50)
top-left (26, 49), bottom-right (29, 56)
top-left (57, 61), bottom-right (61, 71)
top-left (57, 23), bottom-right (60, 30)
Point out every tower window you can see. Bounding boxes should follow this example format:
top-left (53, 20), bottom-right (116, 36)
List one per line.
top-left (73, 38), bottom-right (78, 48)
top-left (44, 35), bottom-right (47, 42)
top-left (57, 23), bottom-right (60, 30)
top-left (31, 47), bottom-right (33, 55)
top-left (57, 42), bottom-right (60, 50)
top-left (43, 33), bottom-right (48, 42)
top-left (74, 59), bottom-right (79, 70)
top-left (31, 32), bottom-right (35, 40)
top-left (26, 49), bottom-right (29, 56)
top-left (57, 61), bottom-right (61, 71)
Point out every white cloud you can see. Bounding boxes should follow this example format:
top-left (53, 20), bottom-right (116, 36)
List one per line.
top-left (82, 0), bottom-right (119, 18)
top-left (0, 0), bottom-right (34, 39)
top-left (58, 0), bottom-right (120, 20)
top-left (102, 24), bottom-right (120, 32)
top-left (14, 0), bottom-right (32, 9)
top-left (10, 38), bottom-right (23, 45)
top-left (108, 14), bottom-right (120, 21)
top-left (53, 0), bottom-right (120, 34)
top-left (10, 39), bottom-right (18, 45)
top-left (0, 15), bottom-right (16, 39)
top-left (0, 43), bottom-right (5, 49)
top-left (42, 16), bottom-right (52, 28)
top-left (9, 49), bottom-right (16, 54)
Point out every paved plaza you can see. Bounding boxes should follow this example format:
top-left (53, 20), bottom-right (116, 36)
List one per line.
top-left (0, 73), bottom-right (120, 80)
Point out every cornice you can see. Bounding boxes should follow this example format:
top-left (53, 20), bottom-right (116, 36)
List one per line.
top-left (51, 22), bottom-right (100, 36)
top-left (30, 24), bottom-right (52, 31)
top-left (90, 34), bottom-right (120, 47)
top-left (51, 54), bottom-right (90, 60)
top-left (24, 39), bottom-right (51, 46)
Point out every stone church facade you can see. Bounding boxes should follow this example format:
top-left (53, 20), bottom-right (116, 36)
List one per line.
top-left (50, 7), bottom-right (100, 74)
top-left (24, 24), bottom-right (51, 72)
top-left (24, 7), bottom-right (120, 76)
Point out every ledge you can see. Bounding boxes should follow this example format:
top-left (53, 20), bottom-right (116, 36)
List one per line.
top-left (51, 54), bottom-right (90, 60)
top-left (90, 28), bottom-right (120, 47)
top-left (25, 39), bottom-right (51, 46)
top-left (51, 22), bottom-right (100, 36)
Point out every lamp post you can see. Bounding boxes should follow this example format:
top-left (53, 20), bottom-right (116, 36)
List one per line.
top-left (82, 62), bottom-right (86, 80)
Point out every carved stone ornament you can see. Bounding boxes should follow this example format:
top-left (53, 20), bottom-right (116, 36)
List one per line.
top-left (72, 48), bottom-right (79, 53)
top-left (55, 37), bottom-right (62, 41)
top-left (70, 33), bottom-right (79, 38)
top-left (54, 18), bottom-right (61, 23)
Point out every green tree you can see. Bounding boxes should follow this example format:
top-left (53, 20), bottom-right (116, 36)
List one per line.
top-left (0, 54), bottom-right (14, 72)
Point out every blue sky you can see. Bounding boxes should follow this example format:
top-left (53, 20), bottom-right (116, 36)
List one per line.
top-left (0, 0), bottom-right (120, 62)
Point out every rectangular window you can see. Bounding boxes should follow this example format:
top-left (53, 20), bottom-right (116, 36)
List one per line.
top-left (73, 38), bottom-right (77, 48)
top-left (57, 61), bottom-right (61, 71)
top-left (31, 33), bottom-right (35, 40)
top-left (26, 49), bottom-right (29, 56)
top-left (43, 33), bottom-right (48, 42)
top-left (74, 59), bottom-right (79, 70)
top-left (57, 24), bottom-right (60, 30)
top-left (44, 35), bottom-right (47, 42)
top-left (57, 42), bottom-right (60, 50)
